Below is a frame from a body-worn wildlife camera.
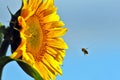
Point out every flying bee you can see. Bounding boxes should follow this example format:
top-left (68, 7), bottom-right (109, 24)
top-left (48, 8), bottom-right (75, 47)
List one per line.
top-left (81, 48), bottom-right (88, 55)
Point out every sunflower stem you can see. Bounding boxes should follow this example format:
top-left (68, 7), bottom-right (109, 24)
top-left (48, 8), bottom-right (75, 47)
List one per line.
top-left (0, 39), bottom-right (9, 57)
top-left (0, 66), bottom-right (3, 80)
top-left (0, 25), bottom-right (10, 57)
top-left (0, 24), bottom-right (10, 80)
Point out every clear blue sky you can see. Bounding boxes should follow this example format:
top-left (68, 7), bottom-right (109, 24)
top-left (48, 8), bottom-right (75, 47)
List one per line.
top-left (0, 0), bottom-right (120, 80)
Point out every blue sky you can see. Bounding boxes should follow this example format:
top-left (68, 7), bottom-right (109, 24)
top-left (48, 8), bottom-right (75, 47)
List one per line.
top-left (0, 0), bottom-right (120, 80)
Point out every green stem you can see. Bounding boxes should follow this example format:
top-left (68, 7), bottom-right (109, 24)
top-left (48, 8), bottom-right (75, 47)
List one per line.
top-left (0, 68), bottom-right (3, 80)
top-left (0, 56), bottom-right (12, 80)
top-left (0, 26), bottom-right (10, 80)
top-left (0, 39), bottom-right (9, 56)
top-left (0, 26), bottom-right (10, 57)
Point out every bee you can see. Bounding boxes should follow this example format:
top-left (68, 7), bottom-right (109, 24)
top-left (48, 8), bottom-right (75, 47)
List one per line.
top-left (82, 48), bottom-right (88, 55)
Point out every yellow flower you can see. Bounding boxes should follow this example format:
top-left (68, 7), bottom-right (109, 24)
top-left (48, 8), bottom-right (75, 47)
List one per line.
top-left (11, 0), bottom-right (68, 80)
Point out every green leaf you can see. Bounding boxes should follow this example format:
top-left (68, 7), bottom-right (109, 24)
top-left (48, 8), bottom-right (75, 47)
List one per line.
top-left (0, 56), bottom-right (43, 80)
top-left (0, 22), bottom-right (4, 46)
top-left (0, 24), bottom-right (5, 34)
top-left (17, 61), bottom-right (43, 80)
top-left (0, 33), bottom-right (3, 46)
top-left (0, 22), bottom-right (2, 26)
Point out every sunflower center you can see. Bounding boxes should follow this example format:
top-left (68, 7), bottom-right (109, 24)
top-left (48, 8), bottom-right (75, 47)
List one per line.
top-left (25, 16), bottom-right (43, 56)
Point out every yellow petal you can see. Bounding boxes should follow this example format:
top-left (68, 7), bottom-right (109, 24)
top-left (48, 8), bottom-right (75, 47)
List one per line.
top-left (41, 12), bottom-right (60, 23)
top-left (43, 21), bottom-right (64, 30)
top-left (44, 53), bottom-right (62, 75)
top-left (47, 38), bottom-right (68, 49)
top-left (47, 28), bottom-right (67, 38)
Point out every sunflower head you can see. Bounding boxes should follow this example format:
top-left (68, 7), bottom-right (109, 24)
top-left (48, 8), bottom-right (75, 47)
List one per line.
top-left (11, 0), bottom-right (68, 79)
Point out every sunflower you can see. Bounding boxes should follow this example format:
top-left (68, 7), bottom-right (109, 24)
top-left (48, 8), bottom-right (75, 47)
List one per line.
top-left (10, 0), bottom-right (68, 80)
